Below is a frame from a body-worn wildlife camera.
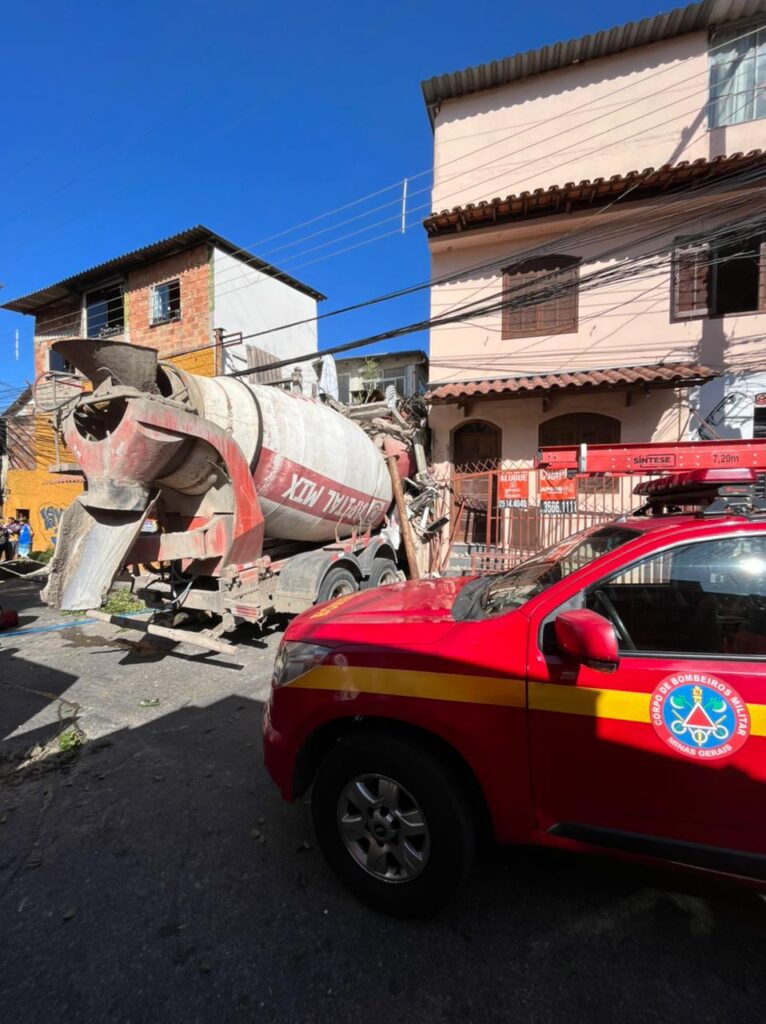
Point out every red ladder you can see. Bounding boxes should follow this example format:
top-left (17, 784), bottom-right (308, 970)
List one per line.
top-left (535, 439), bottom-right (766, 475)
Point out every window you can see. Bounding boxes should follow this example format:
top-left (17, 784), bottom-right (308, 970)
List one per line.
top-left (754, 406), bottom-right (766, 438)
top-left (85, 283), bottom-right (124, 338)
top-left (673, 230), bottom-right (766, 318)
top-left (150, 279), bottom-right (181, 324)
top-left (502, 255), bottom-right (579, 339)
top-left (48, 347), bottom-right (74, 374)
top-left (584, 536), bottom-right (766, 657)
top-left (709, 23), bottom-right (766, 128)
top-left (540, 414), bottom-right (621, 493)
top-left (337, 373), bottom-right (350, 404)
top-left (538, 413), bottom-right (620, 448)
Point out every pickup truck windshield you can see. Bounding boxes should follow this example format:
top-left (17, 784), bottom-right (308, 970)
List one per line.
top-left (452, 525), bottom-right (640, 621)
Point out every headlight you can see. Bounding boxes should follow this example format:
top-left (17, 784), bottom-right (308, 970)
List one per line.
top-left (272, 642), bottom-right (334, 688)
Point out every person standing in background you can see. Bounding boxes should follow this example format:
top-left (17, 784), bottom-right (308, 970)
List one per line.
top-left (0, 519), bottom-right (11, 561)
top-left (16, 516), bottom-right (32, 559)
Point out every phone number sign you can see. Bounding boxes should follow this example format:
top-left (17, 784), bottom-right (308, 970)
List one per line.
top-left (539, 469), bottom-right (577, 515)
top-left (498, 471), bottom-right (529, 510)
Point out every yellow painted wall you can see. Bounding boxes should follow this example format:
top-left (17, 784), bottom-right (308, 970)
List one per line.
top-left (3, 348), bottom-right (216, 550)
top-left (3, 416), bottom-right (83, 550)
top-left (165, 347), bottom-right (216, 376)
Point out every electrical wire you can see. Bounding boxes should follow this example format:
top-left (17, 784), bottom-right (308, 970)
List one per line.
top-left (3, 36), bottom-right (754, 332)
top-left (3, 31), bottom-right (764, 353)
top-left (230, 202), bottom-right (766, 378)
top-left (14, 126), bottom-right (765, 349)
top-left (5, 22), bottom-right (751, 319)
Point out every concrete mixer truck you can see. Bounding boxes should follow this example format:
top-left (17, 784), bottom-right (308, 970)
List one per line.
top-left (41, 339), bottom-right (432, 633)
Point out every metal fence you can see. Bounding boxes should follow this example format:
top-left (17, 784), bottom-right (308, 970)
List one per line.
top-left (451, 465), bottom-right (651, 574)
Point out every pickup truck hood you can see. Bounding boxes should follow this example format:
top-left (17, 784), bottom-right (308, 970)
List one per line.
top-left (285, 577), bottom-right (473, 648)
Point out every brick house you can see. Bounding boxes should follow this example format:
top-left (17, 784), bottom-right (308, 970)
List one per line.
top-left (0, 225), bottom-right (324, 547)
top-left (421, 0), bottom-right (766, 481)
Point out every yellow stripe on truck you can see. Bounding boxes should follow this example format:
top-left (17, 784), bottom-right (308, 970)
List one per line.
top-left (291, 665), bottom-right (526, 707)
top-left (528, 682), bottom-right (650, 724)
top-left (289, 666), bottom-right (766, 735)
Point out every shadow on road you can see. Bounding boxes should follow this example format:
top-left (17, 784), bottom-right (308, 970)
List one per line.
top-left (1, 647), bottom-right (765, 1024)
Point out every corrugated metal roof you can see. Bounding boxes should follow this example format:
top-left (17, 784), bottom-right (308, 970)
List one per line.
top-left (334, 348), bottom-right (429, 366)
top-left (1, 225), bottom-right (326, 314)
top-left (425, 150), bottom-right (766, 235)
top-left (421, 0), bottom-right (766, 126)
top-left (425, 362), bottom-right (718, 403)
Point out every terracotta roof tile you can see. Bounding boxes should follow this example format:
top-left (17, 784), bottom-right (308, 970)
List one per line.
top-left (425, 362), bottom-right (718, 404)
top-left (424, 151), bottom-right (766, 237)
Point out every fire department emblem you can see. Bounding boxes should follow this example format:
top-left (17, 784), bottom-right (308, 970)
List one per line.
top-left (650, 673), bottom-right (750, 760)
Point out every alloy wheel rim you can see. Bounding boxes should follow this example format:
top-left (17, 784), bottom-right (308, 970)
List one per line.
top-left (337, 773), bottom-right (430, 883)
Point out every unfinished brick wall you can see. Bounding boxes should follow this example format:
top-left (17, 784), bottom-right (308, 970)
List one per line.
top-left (33, 296), bottom-right (82, 378)
top-left (125, 243), bottom-right (213, 357)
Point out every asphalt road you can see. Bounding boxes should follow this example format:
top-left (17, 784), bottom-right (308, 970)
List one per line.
top-left (1, 579), bottom-right (765, 1024)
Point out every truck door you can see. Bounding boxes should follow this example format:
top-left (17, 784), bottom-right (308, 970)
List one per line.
top-left (527, 532), bottom-right (766, 876)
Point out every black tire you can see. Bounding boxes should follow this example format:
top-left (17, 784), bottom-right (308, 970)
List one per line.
top-left (316, 565), bottom-right (359, 603)
top-left (364, 557), bottom-right (399, 590)
top-left (311, 733), bottom-right (475, 917)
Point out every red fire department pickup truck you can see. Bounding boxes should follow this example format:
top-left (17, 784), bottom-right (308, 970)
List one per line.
top-left (263, 465), bottom-right (766, 915)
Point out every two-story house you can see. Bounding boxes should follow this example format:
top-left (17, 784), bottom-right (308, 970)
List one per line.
top-left (333, 350), bottom-right (428, 404)
top-left (0, 225), bottom-right (324, 547)
top-left (422, 0), bottom-right (766, 479)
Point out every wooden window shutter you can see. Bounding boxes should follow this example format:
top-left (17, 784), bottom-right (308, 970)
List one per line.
top-left (673, 245), bottom-right (709, 318)
top-left (502, 256), bottom-right (579, 339)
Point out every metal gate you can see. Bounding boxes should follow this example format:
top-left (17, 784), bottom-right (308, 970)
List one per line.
top-left (451, 465), bottom-right (649, 574)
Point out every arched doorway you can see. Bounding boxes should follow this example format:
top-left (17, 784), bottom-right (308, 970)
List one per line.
top-left (451, 421), bottom-right (501, 546)
top-left (538, 412), bottom-right (621, 448)
top-left (452, 420), bottom-right (501, 471)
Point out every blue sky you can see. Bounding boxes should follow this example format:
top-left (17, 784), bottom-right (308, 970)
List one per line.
top-left (0, 0), bottom-right (665, 399)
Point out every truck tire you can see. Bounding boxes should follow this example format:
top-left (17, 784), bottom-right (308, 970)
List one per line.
top-left (364, 557), bottom-right (399, 589)
top-left (311, 733), bottom-right (475, 917)
top-left (316, 565), bottom-right (359, 603)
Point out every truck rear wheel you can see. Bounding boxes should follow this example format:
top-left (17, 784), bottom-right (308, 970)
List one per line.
top-left (311, 733), bottom-right (475, 916)
top-left (316, 565), bottom-right (359, 603)
top-left (364, 557), bottom-right (399, 589)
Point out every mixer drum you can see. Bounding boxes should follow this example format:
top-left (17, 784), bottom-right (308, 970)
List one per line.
top-left (173, 373), bottom-right (393, 544)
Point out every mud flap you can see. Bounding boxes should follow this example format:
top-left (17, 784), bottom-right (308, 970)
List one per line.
top-left (42, 500), bottom-right (148, 611)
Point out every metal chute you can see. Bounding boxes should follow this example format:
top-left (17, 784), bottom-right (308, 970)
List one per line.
top-left (51, 338), bottom-right (160, 392)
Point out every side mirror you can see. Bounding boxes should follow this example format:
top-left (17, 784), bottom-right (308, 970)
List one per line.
top-left (554, 609), bottom-right (619, 673)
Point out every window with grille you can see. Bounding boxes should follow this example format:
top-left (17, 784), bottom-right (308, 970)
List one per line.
top-left (85, 283), bottom-right (124, 338)
top-left (673, 231), bottom-right (766, 318)
top-left (150, 279), bottom-right (181, 324)
top-left (502, 255), bottom-right (579, 339)
top-left (709, 23), bottom-right (766, 128)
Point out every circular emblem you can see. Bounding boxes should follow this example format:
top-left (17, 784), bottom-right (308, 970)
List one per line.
top-left (650, 673), bottom-right (750, 761)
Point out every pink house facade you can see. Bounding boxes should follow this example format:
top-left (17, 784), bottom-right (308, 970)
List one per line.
top-left (422, 0), bottom-right (766, 475)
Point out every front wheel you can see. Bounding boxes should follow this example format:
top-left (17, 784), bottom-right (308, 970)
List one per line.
top-left (311, 733), bottom-right (475, 916)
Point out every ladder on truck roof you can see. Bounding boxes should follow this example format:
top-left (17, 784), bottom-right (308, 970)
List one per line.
top-left (535, 438), bottom-right (766, 475)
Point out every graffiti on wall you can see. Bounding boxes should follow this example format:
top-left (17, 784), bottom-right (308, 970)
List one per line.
top-left (39, 505), bottom-right (65, 541)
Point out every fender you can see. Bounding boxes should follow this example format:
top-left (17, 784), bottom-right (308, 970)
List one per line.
top-left (273, 548), bottom-right (363, 613)
top-left (356, 536), bottom-right (397, 575)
